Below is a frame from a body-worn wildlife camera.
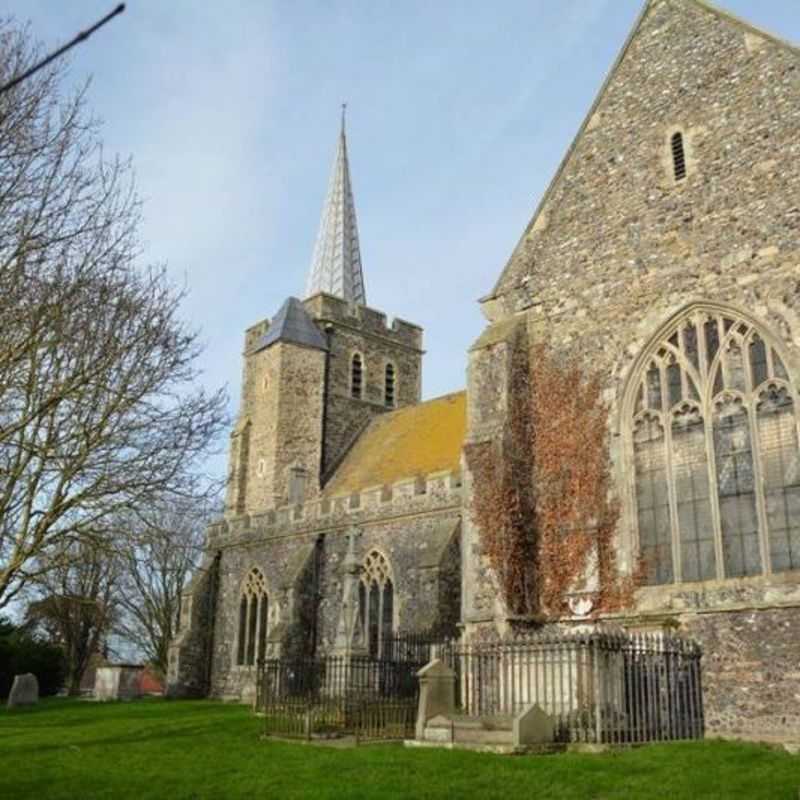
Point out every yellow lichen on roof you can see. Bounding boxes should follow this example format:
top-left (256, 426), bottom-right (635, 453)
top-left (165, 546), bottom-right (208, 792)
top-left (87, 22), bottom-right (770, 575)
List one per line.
top-left (324, 391), bottom-right (466, 497)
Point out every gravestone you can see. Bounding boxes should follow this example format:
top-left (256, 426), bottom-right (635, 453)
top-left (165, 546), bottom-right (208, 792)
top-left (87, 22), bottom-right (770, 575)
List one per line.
top-left (7, 673), bottom-right (39, 708)
top-left (514, 703), bottom-right (555, 746)
top-left (94, 665), bottom-right (143, 700)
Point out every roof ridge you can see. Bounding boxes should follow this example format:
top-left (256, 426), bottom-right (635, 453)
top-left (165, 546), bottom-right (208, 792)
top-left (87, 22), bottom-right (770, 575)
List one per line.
top-left (484, 0), bottom-right (799, 303)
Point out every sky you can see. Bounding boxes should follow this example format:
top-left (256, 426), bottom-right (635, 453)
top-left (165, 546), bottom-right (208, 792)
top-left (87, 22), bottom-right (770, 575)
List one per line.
top-left (7, 0), bottom-right (799, 482)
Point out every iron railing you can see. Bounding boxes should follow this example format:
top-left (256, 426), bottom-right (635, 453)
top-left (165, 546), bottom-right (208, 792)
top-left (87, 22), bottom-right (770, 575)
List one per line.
top-left (257, 629), bottom-right (703, 745)
top-left (257, 638), bottom-right (432, 740)
top-left (440, 629), bottom-right (704, 744)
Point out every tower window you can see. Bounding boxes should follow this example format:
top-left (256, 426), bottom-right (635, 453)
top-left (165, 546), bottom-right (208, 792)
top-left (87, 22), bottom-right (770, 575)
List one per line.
top-left (671, 131), bottom-right (687, 181)
top-left (351, 353), bottom-right (363, 399)
top-left (384, 363), bottom-right (396, 408)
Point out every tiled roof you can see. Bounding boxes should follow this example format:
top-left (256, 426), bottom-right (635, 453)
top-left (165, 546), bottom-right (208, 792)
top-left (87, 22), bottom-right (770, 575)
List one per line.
top-left (324, 391), bottom-right (466, 496)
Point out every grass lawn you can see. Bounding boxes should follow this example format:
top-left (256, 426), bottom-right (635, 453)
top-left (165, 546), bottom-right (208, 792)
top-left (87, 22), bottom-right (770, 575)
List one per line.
top-left (1, 699), bottom-right (798, 799)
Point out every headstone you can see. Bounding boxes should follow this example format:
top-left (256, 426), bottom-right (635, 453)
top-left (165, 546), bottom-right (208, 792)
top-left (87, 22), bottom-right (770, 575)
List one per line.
top-left (7, 673), bottom-right (39, 708)
top-left (415, 659), bottom-right (456, 740)
top-left (513, 703), bottom-right (555, 746)
top-left (94, 666), bottom-right (143, 700)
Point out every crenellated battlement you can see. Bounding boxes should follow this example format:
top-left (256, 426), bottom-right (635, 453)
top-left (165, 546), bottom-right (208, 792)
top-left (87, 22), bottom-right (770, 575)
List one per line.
top-left (208, 468), bottom-right (462, 547)
top-left (303, 292), bottom-right (422, 350)
top-left (243, 318), bottom-right (270, 351)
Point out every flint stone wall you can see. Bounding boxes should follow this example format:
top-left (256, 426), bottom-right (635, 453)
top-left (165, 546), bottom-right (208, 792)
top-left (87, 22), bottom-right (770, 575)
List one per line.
top-left (167, 554), bottom-right (219, 698)
top-left (207, 481), bottom-right (462, 700)
top-left (320, 316), bottom-right (422, 478)
top-left (464, 0), bottom-right (800, 743)
top-left (465, 0), bottom-right (800, 628)
top-left (684, 607), bottom-right (800, 742)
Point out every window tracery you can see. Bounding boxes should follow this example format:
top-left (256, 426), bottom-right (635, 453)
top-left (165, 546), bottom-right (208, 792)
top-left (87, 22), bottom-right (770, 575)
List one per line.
top-left (629, 309), bottom-right (800, 584)
top-left (357, 550), bottom-right (394, 658)
top-left (236, 568), bottom-right (268, 666)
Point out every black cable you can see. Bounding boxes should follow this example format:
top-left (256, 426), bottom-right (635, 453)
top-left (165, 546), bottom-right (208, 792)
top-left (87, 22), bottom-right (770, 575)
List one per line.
top-left (0, 4), bottom-right (126, 96)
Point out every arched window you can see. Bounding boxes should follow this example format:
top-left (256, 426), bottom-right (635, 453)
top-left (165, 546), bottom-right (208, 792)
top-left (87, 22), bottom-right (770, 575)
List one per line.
top-left (351, 353), bottom-right (363, 400)
top-left (236, 568), bottom-right (268, 666)
top-left (358, 550), bottom-right (394, 658)
top-left (671, 131), bottom-right (687, 181)
top-left (628, 308), bottom-right (800, 585)
top-left (384, 363), bottom-right (396, 408)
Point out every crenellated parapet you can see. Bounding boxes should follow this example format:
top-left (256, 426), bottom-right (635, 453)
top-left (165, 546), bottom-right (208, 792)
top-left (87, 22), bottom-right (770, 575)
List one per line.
top-left (303, 292), bottom-right (423, 352)
top-left (243, 318), bottom-right (270, 352)
top-left (208, 468), bottom-right (462, 549)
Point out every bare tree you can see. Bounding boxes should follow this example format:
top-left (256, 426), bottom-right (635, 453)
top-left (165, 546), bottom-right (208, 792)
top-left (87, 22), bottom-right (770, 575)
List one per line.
top-left (114, 499), bottom-right (212, 677)
top-left (0, 22), bottom-right (228, 608)
top-left (26, 540), bottom-right (120, 695)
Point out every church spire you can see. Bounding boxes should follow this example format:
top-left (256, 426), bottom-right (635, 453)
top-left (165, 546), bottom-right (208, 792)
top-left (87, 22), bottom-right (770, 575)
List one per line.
top-left (305, 106), bottom-right (367, 305)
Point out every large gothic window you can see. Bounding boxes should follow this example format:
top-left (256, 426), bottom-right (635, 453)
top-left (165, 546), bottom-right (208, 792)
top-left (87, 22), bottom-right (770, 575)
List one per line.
top-left (357, 550), bottom-right (394, 658)
top-left (629, 309), bottom-right (800, 585)
top-left (236, 568), bottom-right (268, 666)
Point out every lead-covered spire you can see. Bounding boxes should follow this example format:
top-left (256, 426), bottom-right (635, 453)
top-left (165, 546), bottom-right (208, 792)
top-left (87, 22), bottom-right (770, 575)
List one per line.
top-left (304, 106), bottom-right (366, 305)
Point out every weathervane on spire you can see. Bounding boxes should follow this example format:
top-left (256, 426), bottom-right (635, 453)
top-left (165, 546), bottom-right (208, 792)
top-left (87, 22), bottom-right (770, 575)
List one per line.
top-left (341, 102), bottom-right (347, 136)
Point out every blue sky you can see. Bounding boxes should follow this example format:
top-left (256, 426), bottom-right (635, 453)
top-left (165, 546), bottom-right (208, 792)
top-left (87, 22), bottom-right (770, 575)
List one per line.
top-left (8, 1), bottom-right (799, 481)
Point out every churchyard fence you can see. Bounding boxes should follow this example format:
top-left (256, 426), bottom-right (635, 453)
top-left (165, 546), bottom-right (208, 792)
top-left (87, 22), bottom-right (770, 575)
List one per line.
top-left (256, 629), bottom-right (703, 745)
top-left (439, 629), bottom-right (704, 744)
top-left (256, 633), bottom-right (439, 741)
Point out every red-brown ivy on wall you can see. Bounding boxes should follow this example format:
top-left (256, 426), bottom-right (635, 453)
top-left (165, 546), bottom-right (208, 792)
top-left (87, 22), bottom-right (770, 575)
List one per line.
top-left (466, 336), bottom-right (639, 621)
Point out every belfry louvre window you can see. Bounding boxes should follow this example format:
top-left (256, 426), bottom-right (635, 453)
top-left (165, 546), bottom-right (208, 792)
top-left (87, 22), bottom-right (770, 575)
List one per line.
top-left (357, 550), bottom-right (394, 658)
top-left (629, 309), bottom-right (800, 585)
top-left (671, 131), bottom-right (687, 181)
top-left (236, 568), bottom-right (268, 666)
top-left (351, 353), bottom-right (363, 399)
top-left (384, 363), bottom-right (396, 408)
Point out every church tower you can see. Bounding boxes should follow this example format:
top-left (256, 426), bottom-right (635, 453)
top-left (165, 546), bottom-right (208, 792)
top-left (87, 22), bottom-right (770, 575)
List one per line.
top-left (226, 113), bottom-right (424, 517)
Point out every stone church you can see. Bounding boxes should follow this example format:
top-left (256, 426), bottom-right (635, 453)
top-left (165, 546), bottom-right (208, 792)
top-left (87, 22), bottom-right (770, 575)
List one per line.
top-left (169, 0), bottom-right (800, 743)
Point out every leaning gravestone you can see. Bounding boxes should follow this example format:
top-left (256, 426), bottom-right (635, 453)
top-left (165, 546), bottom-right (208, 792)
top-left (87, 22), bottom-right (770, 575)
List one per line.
top-left (7, 673), bottom-right (39, 708)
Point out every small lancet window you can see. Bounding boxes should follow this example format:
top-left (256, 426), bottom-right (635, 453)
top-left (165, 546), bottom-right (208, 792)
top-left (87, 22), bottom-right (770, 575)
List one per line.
top-left (384, 363), bottom-right (396, 408)
top-left (351, 354), bottom-right (363, 399)
top-left (671, 131), bottom-right (687, 181)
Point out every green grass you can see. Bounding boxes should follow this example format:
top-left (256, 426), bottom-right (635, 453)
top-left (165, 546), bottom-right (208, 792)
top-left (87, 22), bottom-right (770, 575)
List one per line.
top-left (1, 699), bottom-right (798, 799)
